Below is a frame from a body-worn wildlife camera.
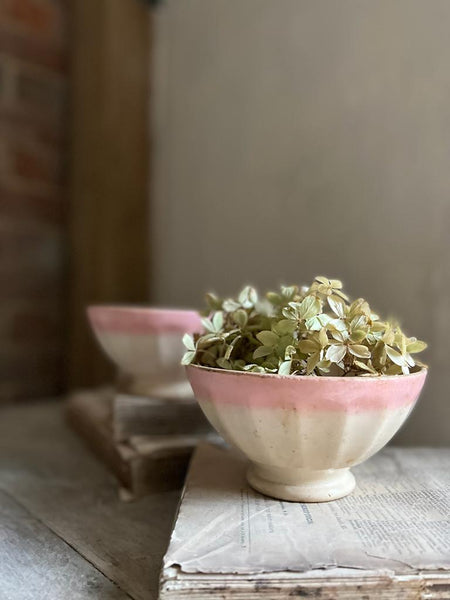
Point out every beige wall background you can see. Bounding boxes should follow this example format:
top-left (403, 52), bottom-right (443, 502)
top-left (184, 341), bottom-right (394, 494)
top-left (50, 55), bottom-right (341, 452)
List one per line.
top-left (151, 0), bottom-right (450, 445)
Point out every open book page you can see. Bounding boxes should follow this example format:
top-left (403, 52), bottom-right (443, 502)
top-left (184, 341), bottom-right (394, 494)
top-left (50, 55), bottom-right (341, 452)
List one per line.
top-left (164, 444), bottom-right (450, 575)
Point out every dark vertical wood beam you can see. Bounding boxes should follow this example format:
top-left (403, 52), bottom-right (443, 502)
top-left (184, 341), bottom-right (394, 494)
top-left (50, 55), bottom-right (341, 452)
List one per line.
top-left (68, 0), bottom-right (151, 388)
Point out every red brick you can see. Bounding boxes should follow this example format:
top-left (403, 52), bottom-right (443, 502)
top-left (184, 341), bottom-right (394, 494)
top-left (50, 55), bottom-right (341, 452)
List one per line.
top-left (0, 0), bottom-right (64, 41)
top-left (0, 113), bottom-right (65, 151)
top-left (0, 266), bottom-right (64, 300)
top-left (0, 25), bottom-right (66, 71)
top-left (11, 309), bottom-right (61, 341)
top-left (17, 65), bottom-right (64, 115)
top-left (0, 185), bottom-right (65, 225)
top-left (0, 297), bottom-right (63, 333)
top-left (0, 136), bottom-right (63, 192)
top-left (0, 342), bottom-right (63, 400)
top-left (0, 56), bottom-right (66, 121)
top-left (0, 218), bottom-right (64, 278)
top-left (0, 58), bottom-right (6, 98)
top-left (0, 342), bottom-right (62, 375)
top-left (13, 146), bottom-right (57, 183)
top-left (0, 0), bottom-right (68, 401)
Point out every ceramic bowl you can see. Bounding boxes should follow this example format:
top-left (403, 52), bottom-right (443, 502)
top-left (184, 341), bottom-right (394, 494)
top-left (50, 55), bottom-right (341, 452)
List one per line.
top-left (88, 306), bottom-right (202, 398)
top-left (186, 365), bottom-right (427, 502)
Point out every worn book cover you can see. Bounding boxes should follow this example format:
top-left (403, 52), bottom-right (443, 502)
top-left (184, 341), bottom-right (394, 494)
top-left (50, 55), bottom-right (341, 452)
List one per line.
top-left (160, 444), bottom-right (450, 599)
top-left (66, 389), bottom-right (217, 500)
top-left (113, 393), bottom-right (211, 441)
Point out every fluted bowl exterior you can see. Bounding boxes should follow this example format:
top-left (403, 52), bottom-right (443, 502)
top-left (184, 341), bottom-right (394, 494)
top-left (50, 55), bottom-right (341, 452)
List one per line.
top-left (88, 306), bottom-right (202, 393)
top-left (186, 365), bottom-right (427, 470)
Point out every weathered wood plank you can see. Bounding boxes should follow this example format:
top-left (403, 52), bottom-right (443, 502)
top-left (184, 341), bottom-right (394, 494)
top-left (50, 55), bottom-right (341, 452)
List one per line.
top-left (68, 0), bottom-right (151, 389)
top-left (0, 402), bottom-right (180, 600)
top-left (0, 489), bottom-right (129, 600)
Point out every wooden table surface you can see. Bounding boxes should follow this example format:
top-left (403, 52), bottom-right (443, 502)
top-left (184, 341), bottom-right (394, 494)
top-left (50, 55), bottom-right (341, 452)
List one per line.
top-left (0, 401), bottom-right (181, 600)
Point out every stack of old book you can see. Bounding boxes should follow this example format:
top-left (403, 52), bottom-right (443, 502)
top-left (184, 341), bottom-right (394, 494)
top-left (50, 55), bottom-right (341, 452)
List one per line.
top-left (160, 443), bottom-right (450, 598)
top-left (67, 305), bottom-right (219, 499)
top-left (67, 383), bottom-right (215, 500)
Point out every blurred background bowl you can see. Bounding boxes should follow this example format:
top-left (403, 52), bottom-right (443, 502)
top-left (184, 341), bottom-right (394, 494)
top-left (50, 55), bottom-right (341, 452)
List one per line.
top-left (88, 306), bottom-right (202, 398)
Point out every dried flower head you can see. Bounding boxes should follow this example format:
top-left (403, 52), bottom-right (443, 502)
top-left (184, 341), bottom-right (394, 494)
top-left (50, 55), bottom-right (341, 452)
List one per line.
top-left (182, 277), bottom-right (427, 377)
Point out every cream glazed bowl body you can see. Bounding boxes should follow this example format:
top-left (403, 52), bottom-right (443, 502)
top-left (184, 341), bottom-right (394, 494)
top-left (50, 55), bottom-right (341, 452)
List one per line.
top-left (186, 365), bottom-right (427, 502)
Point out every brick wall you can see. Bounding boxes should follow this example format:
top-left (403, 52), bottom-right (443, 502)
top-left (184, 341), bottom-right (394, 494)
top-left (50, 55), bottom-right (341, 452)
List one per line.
top-left (0, 0), bottom-right (68, 399)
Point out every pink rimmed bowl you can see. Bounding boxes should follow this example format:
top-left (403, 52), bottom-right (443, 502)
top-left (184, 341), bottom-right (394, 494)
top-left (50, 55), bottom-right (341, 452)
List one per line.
top-left (186, 365), bottom-right (427, 502)
top-left (88, 306), bottom-right (202, 398)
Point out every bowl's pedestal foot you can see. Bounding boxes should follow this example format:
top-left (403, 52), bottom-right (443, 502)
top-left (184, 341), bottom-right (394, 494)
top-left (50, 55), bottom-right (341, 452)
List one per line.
top-left (247, 462), bottom-right (356, 502)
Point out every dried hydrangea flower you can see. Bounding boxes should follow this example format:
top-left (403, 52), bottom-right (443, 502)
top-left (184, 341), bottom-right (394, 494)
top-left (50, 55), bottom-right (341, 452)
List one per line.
top-left (182, 276), bottom-right (427, 377)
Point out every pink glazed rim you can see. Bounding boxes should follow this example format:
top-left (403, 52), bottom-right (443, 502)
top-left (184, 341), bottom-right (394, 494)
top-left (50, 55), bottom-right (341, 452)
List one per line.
top-left (186, 364), bottom-right (428, 412)
top-left (87, 305), bottom-right (202, 335)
